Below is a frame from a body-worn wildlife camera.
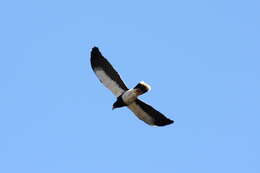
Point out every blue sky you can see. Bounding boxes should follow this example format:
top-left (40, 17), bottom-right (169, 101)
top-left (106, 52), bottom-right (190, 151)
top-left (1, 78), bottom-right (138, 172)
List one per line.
top-left (0, 0), bottom-right (259, 172)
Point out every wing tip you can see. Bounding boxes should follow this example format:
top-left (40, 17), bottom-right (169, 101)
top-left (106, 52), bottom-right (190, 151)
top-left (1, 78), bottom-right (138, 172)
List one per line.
top-left (92, 46), bottom-right (99, 50)
top-left (90, 46), bottom-right (103, 69)
top-left (154, 119), bottom-right (174, 126)
top-left (91, 46), bottom-right (101, 56)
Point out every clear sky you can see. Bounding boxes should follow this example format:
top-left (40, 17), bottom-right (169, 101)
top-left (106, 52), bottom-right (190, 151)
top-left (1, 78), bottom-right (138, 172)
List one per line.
top-left (0, 0), bottom-right (259, 172)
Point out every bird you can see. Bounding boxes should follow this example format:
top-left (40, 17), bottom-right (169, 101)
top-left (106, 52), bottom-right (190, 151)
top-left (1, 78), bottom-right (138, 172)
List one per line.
top-left (90, 47), bottom-right (174, 126)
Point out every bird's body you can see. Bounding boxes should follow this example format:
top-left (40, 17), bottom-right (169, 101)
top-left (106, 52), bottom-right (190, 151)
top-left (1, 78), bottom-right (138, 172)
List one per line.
top-left (122, 82), bottom-right (151, 105)
top-left (90, 47), bottom-right (174, 126)
top-left (121, 89), bottom-right (139, 105)
top-left (113, 82), bottom-right (150, 108)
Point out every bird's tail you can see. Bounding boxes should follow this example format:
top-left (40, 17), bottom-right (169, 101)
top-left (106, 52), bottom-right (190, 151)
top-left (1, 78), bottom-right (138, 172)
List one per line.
top-left (134, 81), bottom-right (151, 95)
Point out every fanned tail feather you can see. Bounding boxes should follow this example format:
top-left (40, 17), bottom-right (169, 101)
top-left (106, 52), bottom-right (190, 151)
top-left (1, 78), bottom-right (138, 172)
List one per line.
top-left (134, 81), bottom-right (151, 95)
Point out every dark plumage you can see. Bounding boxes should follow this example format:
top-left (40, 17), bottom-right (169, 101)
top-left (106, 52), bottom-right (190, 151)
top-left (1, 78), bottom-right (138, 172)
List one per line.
top-left (90, 47), bottom-right (174, 126)
top-left (91, 47), bottom-right (128, 93)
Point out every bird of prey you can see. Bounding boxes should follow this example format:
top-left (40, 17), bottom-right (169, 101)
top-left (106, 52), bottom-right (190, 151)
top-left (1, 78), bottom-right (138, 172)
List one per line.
top-left (90, 47), bottom-right (174, 126)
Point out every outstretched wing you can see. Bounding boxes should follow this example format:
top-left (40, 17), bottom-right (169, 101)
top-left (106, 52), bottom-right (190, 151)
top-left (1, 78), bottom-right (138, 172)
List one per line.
top-left (91, 47), bottom-right (128, 96)
top-left (128, 99), bottom-right (174, 126)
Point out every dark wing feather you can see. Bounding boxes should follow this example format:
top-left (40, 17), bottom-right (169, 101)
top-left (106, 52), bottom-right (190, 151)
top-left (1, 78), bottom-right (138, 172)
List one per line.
top-left (91, 47), bottom-right (128, 96)
top-left (128, 99), bottom-right (174, 126)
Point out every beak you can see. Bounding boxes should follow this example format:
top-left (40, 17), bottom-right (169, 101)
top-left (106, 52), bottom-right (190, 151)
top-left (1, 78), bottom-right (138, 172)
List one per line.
top-left (112, 106), bottom-right (115, 110)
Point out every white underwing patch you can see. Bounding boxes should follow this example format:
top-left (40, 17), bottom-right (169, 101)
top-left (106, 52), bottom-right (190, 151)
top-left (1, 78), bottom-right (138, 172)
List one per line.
top-left (128, 102), bottom-right (154, 125)
top-left (95, 69), bottom-right (125, 97)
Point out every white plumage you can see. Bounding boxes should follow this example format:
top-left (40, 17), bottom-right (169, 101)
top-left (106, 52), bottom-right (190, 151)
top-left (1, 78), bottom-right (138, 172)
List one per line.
top-left (90, 47), bottom-right (174, 126)
top-left (95, 69), bottom-right (125, 97)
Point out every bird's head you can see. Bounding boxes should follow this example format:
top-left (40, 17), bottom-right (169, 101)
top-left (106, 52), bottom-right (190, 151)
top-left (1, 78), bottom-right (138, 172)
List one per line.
top-left (112, 101), bottom-right (122, 110)
top-left (112, 97), bottom-right (126, 110)
top-left (112, 105), bottom-right (116, 110)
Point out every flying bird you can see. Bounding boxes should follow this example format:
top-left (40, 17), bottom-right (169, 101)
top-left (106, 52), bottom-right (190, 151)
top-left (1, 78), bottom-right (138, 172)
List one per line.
top-left (90, 47), bottom-right (174, 126)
